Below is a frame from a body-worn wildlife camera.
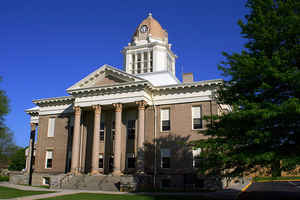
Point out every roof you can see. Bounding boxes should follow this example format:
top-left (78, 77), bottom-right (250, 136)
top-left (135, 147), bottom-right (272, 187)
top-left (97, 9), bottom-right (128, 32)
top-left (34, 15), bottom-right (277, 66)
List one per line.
top-left (67, 64), bottom-right (145, 92)
top-left (132, 13), bottom-right (167, 41)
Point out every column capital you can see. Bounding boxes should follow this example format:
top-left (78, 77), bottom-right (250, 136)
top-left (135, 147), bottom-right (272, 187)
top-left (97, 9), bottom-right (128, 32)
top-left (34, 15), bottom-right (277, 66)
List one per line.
top-left (113, 103), bottom-right (123, 112)
top-left (136, 100), bottom-right (147, 110)
top-left (73, 106), bottom-right (81, 115)
top-left (92, 105), bottom-right (101, 114)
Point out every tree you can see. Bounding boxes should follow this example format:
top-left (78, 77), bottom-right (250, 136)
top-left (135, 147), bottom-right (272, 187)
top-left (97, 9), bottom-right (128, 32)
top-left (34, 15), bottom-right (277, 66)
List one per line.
top-left (196, 0), bottom-right (300, 179)
top-left (8, 147), bottom-right (26, 171)
top-left (0, 76), bottom-right (16, 168)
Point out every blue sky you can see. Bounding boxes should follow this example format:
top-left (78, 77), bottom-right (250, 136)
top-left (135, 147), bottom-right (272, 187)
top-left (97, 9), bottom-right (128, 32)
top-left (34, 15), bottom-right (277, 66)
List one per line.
top-left (0, 0), bottom-right (247, 147)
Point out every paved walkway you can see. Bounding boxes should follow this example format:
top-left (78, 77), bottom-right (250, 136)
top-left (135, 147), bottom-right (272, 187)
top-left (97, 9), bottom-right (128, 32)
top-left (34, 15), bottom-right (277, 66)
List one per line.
top-left (0, 182), bottom-right (242, 200)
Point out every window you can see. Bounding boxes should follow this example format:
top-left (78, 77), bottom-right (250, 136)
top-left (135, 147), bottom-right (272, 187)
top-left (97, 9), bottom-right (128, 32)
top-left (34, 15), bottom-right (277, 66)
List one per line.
top-left (161, 148), bottom-right (171, 168)
top-left (192, 148), bottom-right (201, 168)
top-left (127, 153), bottom-right (135, 168)
top-left (192, 106), bottom-right (202, 129)
top-left (99, 154), bottom-right (104, 168)
top-left (109, 155), bottom-right (114, 171)
top-left (111, 121), bottom-right (115, 140)
top-left (127, 120), bottom-right (135, 140)
top-left (143, 52), bottom-right (148, 72)
top-left (150, 51), bottom-right (153, 72)
top-left (137, 63), bottom-right (141, 73)
top-left (100, 122), bottom-right (105, 141)
top-left (161, 179), bottom-right (171, 188)
top-left (42, 177), bottom-right (50, 185)
top-left (132, 54), bottom-right (136, 74)
top-left (160, 109), bottom-right (170, 131)
top-left (47, 118), bottom-right (55, 137)
top-left (45, 151), bottom-right (53, 169)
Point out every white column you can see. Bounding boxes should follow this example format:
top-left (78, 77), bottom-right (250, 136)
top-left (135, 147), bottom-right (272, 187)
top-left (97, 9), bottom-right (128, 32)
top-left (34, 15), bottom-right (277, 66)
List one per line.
top-left (141, 52), bottom-right (144, 73)
top-left (137, 101), bottom-right (146, 172)
top-left (113, 103), bottom-right (123, 175)
top-left (91, 105), bottom-right (101, 174)
top-left (71, 106), bottom-right (81, 174)
top-left (134, 53), bottom-right (138, 74)
top-left (147, 51), bottom-right (151, 72)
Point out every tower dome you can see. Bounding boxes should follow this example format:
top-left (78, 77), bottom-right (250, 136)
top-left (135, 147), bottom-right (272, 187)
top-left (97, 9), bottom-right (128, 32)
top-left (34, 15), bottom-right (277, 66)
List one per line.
top-left (132, 13), bottom-right (168, 43)
top-left (123, 14), bottom-right (176, 80)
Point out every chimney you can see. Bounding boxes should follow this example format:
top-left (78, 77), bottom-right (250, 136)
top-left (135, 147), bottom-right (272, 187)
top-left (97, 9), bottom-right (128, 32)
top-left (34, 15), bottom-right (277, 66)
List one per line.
top-left (182, 73), bottom-right (194, 83)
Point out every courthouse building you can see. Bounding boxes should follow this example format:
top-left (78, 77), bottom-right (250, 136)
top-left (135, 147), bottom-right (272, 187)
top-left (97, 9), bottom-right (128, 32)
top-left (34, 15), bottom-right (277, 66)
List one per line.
top-left (24, 14), bottom-right (227, 190)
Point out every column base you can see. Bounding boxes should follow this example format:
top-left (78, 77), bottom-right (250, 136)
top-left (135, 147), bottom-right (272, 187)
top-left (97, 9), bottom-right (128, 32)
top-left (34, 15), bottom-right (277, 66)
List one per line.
top-left (70, 168), bottom-right (82, 176)
top-left (112, 170), bottom-right (123, 176)
top-left (91, 170), bottom-right (100, 175)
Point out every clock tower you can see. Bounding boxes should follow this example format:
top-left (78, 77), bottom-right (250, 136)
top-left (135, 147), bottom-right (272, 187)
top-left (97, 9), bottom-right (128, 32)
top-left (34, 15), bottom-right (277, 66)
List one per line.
top-left (122, 14), bottom-right (178, 86)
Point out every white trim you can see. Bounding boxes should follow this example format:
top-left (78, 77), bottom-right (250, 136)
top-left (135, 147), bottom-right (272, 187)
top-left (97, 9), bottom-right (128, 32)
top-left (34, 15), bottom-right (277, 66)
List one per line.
top-left (39, 105), bottom-right (73, 116)
top-left (74, 91), bottom-right (152, 107)
top-left (67, 64), bottom-right (145, 91)
top-left (154, 95), bottom-right (211, 106)
top-left (30, 115), bottom-right (39, 124)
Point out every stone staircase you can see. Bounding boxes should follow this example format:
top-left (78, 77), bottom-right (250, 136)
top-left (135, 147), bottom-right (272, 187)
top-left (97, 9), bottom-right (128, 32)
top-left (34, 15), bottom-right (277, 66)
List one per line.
top-left (51, 174), bottom-right (121, 191)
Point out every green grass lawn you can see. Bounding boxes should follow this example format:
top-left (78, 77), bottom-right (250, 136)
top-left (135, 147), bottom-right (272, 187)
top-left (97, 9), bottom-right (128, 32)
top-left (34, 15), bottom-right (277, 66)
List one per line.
top-left (253, 176), bottom-right (300, 182)
top-left (41, 193), bottom-right (216, 200)
top-left (0, 186), bottom-right (54, 199)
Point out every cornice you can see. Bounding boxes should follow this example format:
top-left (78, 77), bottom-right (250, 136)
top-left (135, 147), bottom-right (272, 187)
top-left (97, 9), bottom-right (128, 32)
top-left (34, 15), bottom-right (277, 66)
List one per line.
top-left (32, 96), bottom-right (74, 107)
top-left (68, 81), bottom-right (152, 96)
top-left (152, 79), bottom-right (223, 91)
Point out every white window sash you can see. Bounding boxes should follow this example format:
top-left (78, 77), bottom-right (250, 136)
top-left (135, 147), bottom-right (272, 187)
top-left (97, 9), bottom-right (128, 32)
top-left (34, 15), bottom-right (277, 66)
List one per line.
top-left (47, 118), bottom-right (55, 137)
top-left (161, 109), bottom-right (170, 121)
top-left (192, 106), bottom-right (201, 119)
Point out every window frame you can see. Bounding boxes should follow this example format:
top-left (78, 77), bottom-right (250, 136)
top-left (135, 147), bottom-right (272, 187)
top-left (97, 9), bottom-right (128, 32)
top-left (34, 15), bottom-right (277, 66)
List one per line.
top-left (47, 118), bottom-right (55, 137)
top-left (99, 154), bottom-right (104, 169)
top-left (160, 108), bottom-right (170, 132)
top-left (111, 120), bottom-right (115, 140)
top-left (99, 121), bottom-right (105, 141)
top-left (127, 153), bottom-right (136, 169)
top-left (160, 148), bottom-right (171, 169)
top-left (192, 148), bottom-right (202, 168)
top-left (45, 150), bottom-right (53, 169)
top-left (127, 120), bottom-right (136, 140)
top-left (192, 105), bottom-right (203, 130)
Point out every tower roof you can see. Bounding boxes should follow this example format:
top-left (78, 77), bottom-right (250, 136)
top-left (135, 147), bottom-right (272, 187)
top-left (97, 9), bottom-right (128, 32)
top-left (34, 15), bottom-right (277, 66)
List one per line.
top-left (132, 13), bottom-right (168, 41)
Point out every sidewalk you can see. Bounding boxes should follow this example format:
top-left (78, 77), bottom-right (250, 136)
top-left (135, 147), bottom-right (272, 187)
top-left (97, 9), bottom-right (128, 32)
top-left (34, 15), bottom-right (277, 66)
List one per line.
top-left (0, 182), bottom-right (241, 200)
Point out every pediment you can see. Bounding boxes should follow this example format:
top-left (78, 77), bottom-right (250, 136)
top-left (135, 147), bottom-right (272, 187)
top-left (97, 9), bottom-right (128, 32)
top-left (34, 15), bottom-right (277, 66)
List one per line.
top-left (67, 64), bottom-right (145, 91)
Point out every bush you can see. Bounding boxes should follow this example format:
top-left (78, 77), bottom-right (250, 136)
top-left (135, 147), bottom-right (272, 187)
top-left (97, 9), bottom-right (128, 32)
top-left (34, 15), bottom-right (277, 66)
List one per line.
top-left (0, 176), bottom-right (9, 182)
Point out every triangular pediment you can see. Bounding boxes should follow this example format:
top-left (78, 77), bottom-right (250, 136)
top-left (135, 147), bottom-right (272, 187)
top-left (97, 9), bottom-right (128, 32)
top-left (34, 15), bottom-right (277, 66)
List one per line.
top-left (67, 64), bottom-right (146, 91)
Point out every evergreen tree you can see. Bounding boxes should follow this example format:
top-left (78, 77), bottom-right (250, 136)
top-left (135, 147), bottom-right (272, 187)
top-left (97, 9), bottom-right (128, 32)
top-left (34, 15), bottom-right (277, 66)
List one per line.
top-left (196, 0), bottom-right (300, 178)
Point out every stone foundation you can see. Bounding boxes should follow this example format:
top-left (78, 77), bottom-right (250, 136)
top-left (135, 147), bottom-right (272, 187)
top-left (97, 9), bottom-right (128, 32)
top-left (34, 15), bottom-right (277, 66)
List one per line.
top-left (9, 172), bottom-right (222, 192)
top-left (9, 171), bottom-right (29, 185)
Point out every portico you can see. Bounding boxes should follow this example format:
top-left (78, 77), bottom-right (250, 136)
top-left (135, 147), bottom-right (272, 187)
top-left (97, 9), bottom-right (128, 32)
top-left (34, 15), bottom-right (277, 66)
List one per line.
top-left (70, 100), bottom-right (146, 175)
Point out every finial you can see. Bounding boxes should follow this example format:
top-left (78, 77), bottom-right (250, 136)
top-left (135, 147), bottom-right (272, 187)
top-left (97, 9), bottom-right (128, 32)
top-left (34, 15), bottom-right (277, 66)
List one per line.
top-left (148, 12), bottom-right (152, 17)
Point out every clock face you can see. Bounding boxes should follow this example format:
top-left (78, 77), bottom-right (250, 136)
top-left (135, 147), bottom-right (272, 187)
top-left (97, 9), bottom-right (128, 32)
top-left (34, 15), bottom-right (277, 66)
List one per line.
top-left (140, 25), bottom-right (148, 33)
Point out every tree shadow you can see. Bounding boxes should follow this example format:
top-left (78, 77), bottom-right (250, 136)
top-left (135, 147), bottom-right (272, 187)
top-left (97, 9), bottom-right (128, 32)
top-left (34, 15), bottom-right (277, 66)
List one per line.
top-left (128, 134), bottom-right (223, 192)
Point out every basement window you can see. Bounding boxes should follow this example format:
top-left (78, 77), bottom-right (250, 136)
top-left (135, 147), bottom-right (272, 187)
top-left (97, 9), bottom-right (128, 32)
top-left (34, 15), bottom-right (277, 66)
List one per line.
top-left (42, 177), bottom-right (50, 185)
